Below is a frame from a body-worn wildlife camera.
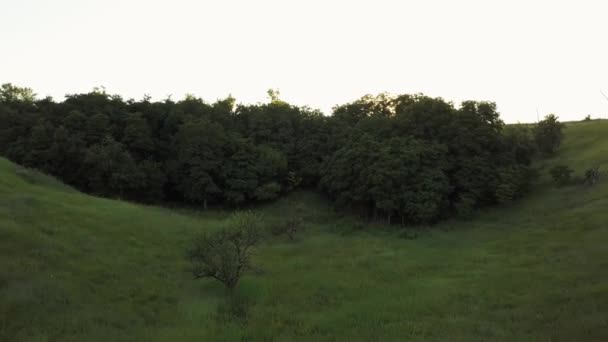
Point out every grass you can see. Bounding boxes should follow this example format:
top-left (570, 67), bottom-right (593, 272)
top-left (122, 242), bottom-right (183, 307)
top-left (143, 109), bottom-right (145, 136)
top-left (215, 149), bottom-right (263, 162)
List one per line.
top-left (1, 120), bottom-right (608, 341)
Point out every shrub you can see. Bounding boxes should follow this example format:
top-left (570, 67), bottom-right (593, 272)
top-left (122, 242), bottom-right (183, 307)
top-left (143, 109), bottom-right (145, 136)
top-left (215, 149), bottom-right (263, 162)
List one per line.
top-left (549, 165), bottom-right (573, 187)
top-left (584, 115), bottom-right (592, 121)
top-left (584, 166), bottom-right (600, 186)
top-left (188, 211), bottom-right (263, 290)
top-left (495, 166), bottom-right (538, 204)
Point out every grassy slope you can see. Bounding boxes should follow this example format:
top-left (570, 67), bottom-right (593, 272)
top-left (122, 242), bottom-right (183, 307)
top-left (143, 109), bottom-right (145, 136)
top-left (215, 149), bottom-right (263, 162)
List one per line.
top-left (1, 120), bottom-right (608, 341)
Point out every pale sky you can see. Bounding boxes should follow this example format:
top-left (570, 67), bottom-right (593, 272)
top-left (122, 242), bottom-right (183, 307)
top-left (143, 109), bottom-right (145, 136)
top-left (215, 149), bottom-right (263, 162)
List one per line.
top-left (1, 0), bottom-right (607, 122)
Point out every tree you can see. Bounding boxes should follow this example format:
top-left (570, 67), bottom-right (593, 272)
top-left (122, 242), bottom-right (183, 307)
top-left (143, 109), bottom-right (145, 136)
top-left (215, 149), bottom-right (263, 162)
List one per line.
top-left (333, 93), bottom-right (395, 125)
top-left (495, 165), bottom-right (535, 203)
top-left (85, 113), bottom-right (111, 146)
top-left (188, 211), bottom-right (264, 290)
top-left (375, 137), bottom-right (449, 224)
top-left (502, 124), bottom-right (537, 165)
top-left (25, 120), bottom-right (53, 170)
top-left (0, 103), bottom-right (35, 163)
top-left (267, 88), bottom-right (282, 104)
top-left (135, 159), bottom-right (167, 202)
top-left (84, 137), bottom-right (145, 198)
top-left (122, 113), bottom-right (155, 158)
top-left (254, 145), bottom-right (287, 200)
top-left (534, 114), bottom-right (564, 155)
top-left (171, 119), bottom-right (225, 209)
top-left (320, 133), bottom-right (377, 215)
top-left (48, 126), bottom-right (86, 185)
top-left (0, 85), bottom-right (539, 224)
top-left (62, 110), bottom-right (87, 136)
top-left (221, 137), bottom-right (260, 205)
top-left (0, 83), bottom-right (36, 103)
top-left (322, 94), bottom-right (537, 221)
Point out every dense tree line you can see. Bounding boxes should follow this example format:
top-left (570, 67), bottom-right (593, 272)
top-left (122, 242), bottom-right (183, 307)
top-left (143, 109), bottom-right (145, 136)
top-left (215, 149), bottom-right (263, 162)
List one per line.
top-left (320, 94), bottom-right (539, 223)
top-left (0, 84), bottom-right (542, 224)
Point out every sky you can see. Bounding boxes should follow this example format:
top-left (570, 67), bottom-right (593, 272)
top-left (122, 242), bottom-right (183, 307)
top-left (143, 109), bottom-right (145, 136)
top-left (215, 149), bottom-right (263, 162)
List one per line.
top-left (1, 0), bottom-right (607, 122)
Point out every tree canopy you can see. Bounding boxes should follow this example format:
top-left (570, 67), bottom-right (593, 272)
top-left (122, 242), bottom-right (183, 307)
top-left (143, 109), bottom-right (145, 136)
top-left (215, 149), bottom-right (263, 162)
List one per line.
top-left (0, 84), bottom-right (541, 224)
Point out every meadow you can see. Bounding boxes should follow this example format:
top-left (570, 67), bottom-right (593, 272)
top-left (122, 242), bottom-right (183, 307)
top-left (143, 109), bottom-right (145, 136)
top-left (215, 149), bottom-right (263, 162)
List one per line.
top-left (1, 120), bottom-right (607, 341)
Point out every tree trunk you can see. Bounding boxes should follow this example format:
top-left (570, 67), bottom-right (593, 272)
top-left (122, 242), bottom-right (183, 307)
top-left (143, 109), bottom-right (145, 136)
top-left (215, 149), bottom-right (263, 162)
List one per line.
top-left (203, 199), bottom-right (208, 210)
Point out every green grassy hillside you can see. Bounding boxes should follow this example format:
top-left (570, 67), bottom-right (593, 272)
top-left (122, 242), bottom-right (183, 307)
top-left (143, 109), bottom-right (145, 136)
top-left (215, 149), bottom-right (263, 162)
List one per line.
top-left (1, 120), bottom-right (608, 341)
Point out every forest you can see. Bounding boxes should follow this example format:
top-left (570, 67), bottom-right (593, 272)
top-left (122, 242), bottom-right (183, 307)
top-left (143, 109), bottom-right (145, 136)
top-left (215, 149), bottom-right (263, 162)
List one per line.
top-left (0, 84), bottom-right (555, 224)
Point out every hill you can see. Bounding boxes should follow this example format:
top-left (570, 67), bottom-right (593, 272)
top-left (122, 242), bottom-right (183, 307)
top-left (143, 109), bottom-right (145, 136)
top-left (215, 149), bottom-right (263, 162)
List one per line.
top-left (1, 120), bottom-right (607, 341)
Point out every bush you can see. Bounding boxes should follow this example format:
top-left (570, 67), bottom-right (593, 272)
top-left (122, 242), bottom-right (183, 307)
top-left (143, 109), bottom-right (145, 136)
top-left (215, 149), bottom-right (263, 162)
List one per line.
top-left (584, 115), bottom-right (592, 121)
top-left (549, 165), bottom-right (573, 187)
top-left (495, 166), bottom-right (536, 204)
top-left (188, 211), bottom-right (264, 290)
top-left (584, 166), bottom-right (600, 186)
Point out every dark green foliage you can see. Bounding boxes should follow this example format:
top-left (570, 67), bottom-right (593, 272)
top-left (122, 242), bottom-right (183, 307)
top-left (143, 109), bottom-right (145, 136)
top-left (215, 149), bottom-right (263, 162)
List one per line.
top-left (549, 165), bottom-right (574, 187)
top-left (85, 113), bottom-right (111, 146)
top-left (122, 113), bottom-right (155, 158)
top-left (25, 120), bottom-right (54, 169)
top-left (0, 83), bottom-right (537, 223)
top-left (84, 137), bottom-right (145, 198)
top-left (188, 211), bottom-right (264, 290)
top-left (62, 110), bottom-right (87, 133)
top-left (495, 166), bottom-right (536, 203)
top-left (171, 119), bottom-right (225, 208)
top-left (48, 125), bottom-right (87, 185)
top-left (534, 114), bottom-right (565, 155)
top-left (502, 124), bottom-right (537, 165)
top-left (321, 95), bottom-right (535, 224)
top-left (253, 182), bottom-right (281, 201)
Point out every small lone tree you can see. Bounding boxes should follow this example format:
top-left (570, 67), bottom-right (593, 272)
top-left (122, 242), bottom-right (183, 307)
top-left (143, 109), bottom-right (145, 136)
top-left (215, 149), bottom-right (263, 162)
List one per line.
top-left (549, 165), bottom-right (573, 187)
top-left (188, 211), bottom-right (263, 290)
top-left (534, 114), bottom-right (564, 156)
